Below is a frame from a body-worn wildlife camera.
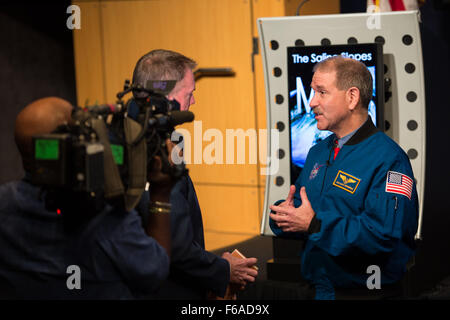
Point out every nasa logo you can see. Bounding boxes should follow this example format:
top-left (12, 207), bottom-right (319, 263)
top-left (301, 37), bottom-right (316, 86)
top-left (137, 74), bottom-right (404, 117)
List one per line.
top-left (309, 163), bottom-right (325, 180)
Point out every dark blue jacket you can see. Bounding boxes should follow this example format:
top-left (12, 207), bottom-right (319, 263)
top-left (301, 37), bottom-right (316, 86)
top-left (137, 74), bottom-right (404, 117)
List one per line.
top-left (271, 119), bottom-right (418, 299)
top-left (139, 174), bottom-right (230, 299)
top-left (128, 98), bottom-right (230, 298)
top-left (0, 179), bottom-right (169, 299)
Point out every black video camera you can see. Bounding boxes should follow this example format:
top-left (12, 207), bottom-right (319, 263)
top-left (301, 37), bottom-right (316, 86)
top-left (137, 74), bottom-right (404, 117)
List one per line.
top-left (31, 105), bottom-right (111, 217)
top-left (112, 79), bottom-right (194, 179)
top-left (31, 79), bottom-right (194, 217)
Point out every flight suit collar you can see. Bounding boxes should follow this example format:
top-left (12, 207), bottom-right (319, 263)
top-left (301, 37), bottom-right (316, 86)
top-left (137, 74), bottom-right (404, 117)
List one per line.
top-left (344, 117), bottom-right (380, 146)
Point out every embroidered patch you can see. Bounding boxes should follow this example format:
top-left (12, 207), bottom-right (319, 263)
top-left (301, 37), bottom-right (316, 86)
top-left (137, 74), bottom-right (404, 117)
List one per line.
top-left (309, 163), bottom-right (325, 180)
top-left (332, 170), bottom-right (361, 194)
top-left (385, 171), bottom-right (413, 200)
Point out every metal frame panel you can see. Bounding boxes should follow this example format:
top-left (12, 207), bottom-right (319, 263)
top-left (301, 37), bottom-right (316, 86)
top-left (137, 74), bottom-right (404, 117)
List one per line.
top-left (259, 11), bottom-right (425, 239)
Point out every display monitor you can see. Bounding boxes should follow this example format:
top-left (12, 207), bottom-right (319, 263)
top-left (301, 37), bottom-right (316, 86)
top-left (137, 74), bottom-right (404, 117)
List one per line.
top-left (287, 43), bottom-right (384, 184)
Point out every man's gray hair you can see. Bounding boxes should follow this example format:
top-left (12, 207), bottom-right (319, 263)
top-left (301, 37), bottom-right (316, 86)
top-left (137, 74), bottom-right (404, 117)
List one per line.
top-left (313, 56), bottom-right (373, 109)
top-left (132, 49), bottom-right (197, 98)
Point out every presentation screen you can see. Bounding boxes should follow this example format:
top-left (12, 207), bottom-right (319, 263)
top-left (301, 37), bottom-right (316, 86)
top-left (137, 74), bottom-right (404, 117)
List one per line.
top-left (287, 43), bottom-right (384, 184)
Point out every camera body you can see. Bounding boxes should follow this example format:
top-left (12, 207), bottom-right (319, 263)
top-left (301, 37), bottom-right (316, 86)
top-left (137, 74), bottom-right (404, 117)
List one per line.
top-left (30, 79), bottom-right (194, 215)
top-left (32, 133), bottom-right (104, 194)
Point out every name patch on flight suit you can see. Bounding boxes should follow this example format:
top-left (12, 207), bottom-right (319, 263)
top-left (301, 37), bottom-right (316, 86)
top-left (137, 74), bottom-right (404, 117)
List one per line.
top-left (333, 170), bottom-right (361, 194)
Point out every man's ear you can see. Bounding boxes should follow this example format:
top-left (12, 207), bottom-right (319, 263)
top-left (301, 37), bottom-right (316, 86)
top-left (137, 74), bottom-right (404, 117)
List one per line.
top-left (347, 87), bottom-right (360, 111)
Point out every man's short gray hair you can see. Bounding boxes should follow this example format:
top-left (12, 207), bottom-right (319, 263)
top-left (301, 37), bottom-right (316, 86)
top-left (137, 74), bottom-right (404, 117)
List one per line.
top-left (313, 56), bottom-right (373, 109)
top-left (132, 49), bottom-right (197, 98)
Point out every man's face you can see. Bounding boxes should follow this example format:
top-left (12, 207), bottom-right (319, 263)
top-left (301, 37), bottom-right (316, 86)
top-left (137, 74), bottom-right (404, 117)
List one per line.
top-left (309, 69), bottom-right (350, 136)
top-left (168, 68), bottom-right (196, 111)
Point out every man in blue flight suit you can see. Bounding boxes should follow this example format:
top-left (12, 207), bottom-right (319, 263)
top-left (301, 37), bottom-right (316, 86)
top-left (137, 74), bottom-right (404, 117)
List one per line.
top-left (0, 97), bottom-right (171, 299)
top-left (132, 49), bottom-right (258, 299)
top-left (270, 56), bottom-right (419, 300)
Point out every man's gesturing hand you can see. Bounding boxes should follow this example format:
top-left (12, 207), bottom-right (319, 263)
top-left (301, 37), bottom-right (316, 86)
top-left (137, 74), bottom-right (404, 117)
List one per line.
top-left (269, 186), bottom-right (315, 233)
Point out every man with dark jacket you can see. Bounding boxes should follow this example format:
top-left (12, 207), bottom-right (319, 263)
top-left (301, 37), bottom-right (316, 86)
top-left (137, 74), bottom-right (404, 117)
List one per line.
top-left (133, 49), bottom-right (258, 299)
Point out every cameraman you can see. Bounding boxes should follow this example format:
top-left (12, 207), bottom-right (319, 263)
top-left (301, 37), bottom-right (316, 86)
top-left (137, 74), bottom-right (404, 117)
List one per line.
top-left (133, 49), bottom-right (258, 299)
top-left (0, 97), bottom-right (171, 299)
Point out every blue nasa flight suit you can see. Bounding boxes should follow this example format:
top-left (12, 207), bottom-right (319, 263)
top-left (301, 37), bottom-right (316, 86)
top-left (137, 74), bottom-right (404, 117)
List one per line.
top-left (270, 118), bottom-right (419, 299)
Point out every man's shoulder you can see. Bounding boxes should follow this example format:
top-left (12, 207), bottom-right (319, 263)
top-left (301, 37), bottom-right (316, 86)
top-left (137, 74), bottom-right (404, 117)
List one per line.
top-left (369, 131), bottom-right (410, 161)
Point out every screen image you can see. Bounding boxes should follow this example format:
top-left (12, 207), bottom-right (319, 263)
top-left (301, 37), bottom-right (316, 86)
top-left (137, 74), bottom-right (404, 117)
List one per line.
top-left (287, 43), bottom-right (384, 184)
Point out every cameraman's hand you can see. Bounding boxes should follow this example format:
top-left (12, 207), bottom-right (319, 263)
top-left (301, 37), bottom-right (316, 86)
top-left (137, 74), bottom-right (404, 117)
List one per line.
top-left (148, 138), bottom-right (176, 203)
top-left (146, 138), bottom-right (176, 257)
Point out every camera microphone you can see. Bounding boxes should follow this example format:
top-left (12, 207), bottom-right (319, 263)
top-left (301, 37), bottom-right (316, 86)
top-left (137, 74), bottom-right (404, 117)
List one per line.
top-left (149, 111), bottom-right (194, 128)
top-left (168, 111), bottom-right (194, 126)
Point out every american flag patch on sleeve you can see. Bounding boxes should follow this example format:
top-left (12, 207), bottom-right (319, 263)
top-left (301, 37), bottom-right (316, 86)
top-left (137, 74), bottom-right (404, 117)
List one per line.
top-left (385, 171), bottom-right (413, 200)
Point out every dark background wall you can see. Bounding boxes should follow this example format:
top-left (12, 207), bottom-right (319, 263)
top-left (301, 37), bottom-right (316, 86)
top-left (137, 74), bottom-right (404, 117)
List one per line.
top-left (342, 0), bottom-right (450, 296)
top-left (412, 0), bottom-right (450, 296)
top-left (0, 2), bottom-right (76, 184)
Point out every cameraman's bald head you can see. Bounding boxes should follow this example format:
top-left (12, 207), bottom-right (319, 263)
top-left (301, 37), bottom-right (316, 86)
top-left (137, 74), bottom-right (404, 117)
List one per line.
top-left (14, 97), bottom-right (73, 171)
